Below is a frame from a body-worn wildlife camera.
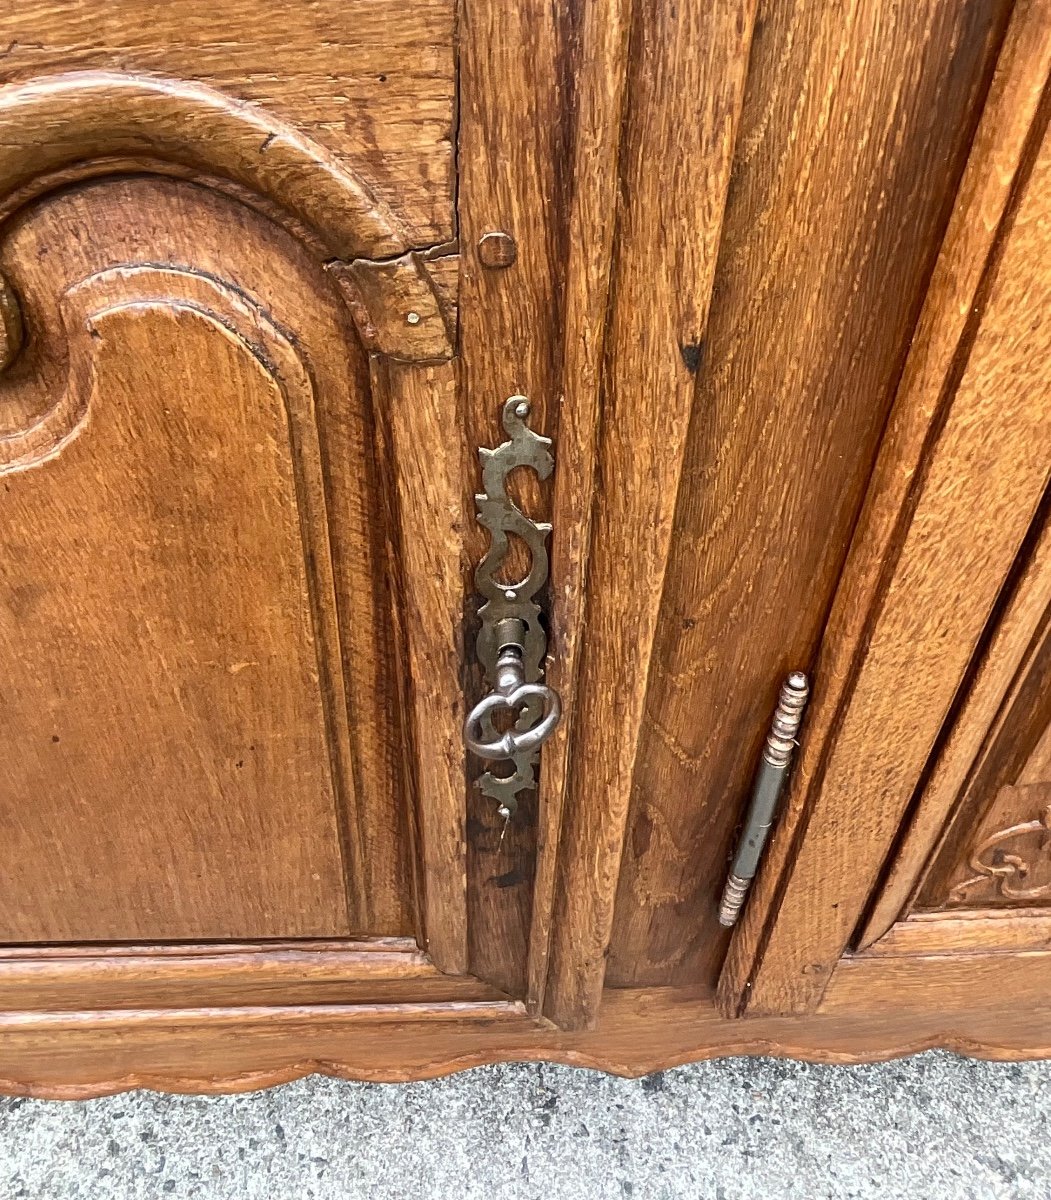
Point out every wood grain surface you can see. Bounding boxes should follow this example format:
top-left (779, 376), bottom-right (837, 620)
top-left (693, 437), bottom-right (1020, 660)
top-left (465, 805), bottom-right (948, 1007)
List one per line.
top-left (372, 357), bottom-right (469, 973)
top-left (718, 0), bottom-right (1046, 1016)
top-left (542, 0), bottom-right (758, 1029)
top-left (0, 0), bottom-right (455, 245)
top-left (0, 176), bottom-right (413, 939)
top-left (456, 0), bottom-right (573, 996)
top-left (2, 0), bottom-right (1049, 1079)
top-left (0, 73), bottom-right (408, 261)
top-left (861, 909), bottom-right (1051, 956)
top-left (921, 677), bottom-right (1051, 910)
top-left (526, 0), bottom-right (634, 1017)
top-left (862, 503), bottom-right (1051, 940)
top-left (819, 951), bottom-right (1051, 1015)
top-left (920, 528), bottom-right (1051, 908)
top-left (736, 54), bottom-right (1051, 1015)
top-left (1, 973), bottom-right (1051, 1098)
top-left (610, 0), bottom-right (1013, 994)
top-left (0, 941), bottom-right (509, 1011)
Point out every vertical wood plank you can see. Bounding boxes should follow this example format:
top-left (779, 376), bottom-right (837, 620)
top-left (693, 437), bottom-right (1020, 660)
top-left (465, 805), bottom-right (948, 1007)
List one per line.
top-left (737, 92), bottom-right (1051, 1016)
top-left (373, 357), bottom-right (469, 974)
top-left (854, 0), bottom-right (1051, 945)
top-left (525, 0), bottom-right (635, 1015)
top-left (457, 0), bottom-right (572, 993)
top-left (541, 0), bottom-right (759, 1030)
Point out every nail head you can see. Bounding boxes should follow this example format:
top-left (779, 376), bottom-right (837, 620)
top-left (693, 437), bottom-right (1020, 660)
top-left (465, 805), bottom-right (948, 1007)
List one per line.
top-left (478, 231), bottom-right (517, 269)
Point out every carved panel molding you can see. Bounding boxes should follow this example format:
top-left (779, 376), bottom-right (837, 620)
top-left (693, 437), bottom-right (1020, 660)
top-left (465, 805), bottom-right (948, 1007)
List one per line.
top-left (0, 173), bottom-right (420, 936)
top-left (0, 57), bottom-right (461, 948)
top-left (949, 785), bottom-right (1051, 905)
top-left (0, 71), bottom-right (453, 375)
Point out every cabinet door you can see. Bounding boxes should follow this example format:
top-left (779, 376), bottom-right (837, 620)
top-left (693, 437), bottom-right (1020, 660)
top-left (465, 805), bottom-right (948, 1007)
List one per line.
top-left (0, 5), bottom-right (470, 967)
top-left (0, 0), bottom-right (590, 1009)
top-left (716, 2), bottom-right (1051, 1018)
top-left (528, 0), bottom-right (1014, 1030)
top-left (9, 0), bottom-right (1047, 1035)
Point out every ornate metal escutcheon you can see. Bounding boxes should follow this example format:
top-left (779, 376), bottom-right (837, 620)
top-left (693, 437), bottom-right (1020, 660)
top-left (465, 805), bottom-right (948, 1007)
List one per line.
top-left (463, 396), bottom-right (562, 820)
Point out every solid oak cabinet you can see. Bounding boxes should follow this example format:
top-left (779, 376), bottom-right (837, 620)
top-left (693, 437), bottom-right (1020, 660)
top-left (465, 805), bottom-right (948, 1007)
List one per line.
top-left (1, 0), bottom-right (1049, 1096)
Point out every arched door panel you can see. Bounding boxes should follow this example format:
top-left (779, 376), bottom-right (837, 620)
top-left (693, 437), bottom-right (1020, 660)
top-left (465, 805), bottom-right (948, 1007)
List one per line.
top-left (0, 176), bottom-right (410, 941)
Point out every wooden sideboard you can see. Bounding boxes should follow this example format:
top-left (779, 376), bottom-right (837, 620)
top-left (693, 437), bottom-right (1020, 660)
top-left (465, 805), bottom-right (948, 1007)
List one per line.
top-left (1, 0), bottom-right (1050, 1097)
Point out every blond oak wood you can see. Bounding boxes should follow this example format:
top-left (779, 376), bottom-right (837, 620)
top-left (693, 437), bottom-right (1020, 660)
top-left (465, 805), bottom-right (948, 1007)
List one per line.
top-left (863, 911), bottom-right (1051, 956)
top-left (542, 0), bottom-right (759, 1030)
top-left (456, 0), bottom-right (572, 996)
top-left (2, 976), bottom-right (1051, 1098)
top-left (1, 0), bottom-right (455, 245)
top-left (373, 357), bottom-right (469, 973)
top-left (5, 0), bottom-right (1051, 1085)
top-left (526, 0), bottom-right (634, 1016)
top-left (0, 73), bottom-right (408, 260)
top-left (614, 0), bottom-right (1014, 993)
top-left (860, 508), bottom-right (1051, 945)
top-left (1023, 718), bottom-right (1051, 783)
top-left (420, 251), bottom-right (459, 336)
top-left (331, 254), bottom-right (455, 362)
top-left (0, 942), bottom-right (509, 1011)
top-left (734, 82), bottom-right (1051, 1016)
top-left (0, 0), bottom-right (498, 980)
top-left (0, 273), bottom-right (20, 368)
top-left (819, 951), bottom-right (1051, 1015)
top-left (933, 776), bottom-right (1051, 908)
top-left (913, 556), bottom-right (1051, 907)
top-left (0, 177), bottom-right (399, 940)
top-left (720, 0), bottom-right (1049, 1014)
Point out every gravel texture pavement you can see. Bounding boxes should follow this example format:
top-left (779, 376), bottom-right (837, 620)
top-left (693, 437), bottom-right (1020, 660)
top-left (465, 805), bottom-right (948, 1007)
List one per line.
top-left (1, 1051), bottom-right (1047, 1198)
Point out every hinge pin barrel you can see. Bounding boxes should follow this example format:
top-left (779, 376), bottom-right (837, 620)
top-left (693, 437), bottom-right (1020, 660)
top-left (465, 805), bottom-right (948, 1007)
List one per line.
top-left (718, 671), bottom-right (809, 928)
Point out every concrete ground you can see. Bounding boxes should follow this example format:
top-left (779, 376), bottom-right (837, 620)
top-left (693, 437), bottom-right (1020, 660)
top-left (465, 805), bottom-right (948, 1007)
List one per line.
top-left (1, 1052), bottom-right (1048, 1198)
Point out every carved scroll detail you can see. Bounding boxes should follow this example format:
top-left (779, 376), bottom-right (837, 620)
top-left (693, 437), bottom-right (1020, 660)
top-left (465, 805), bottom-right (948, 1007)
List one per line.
top-left (950, 791), bottom-right (1051, 904)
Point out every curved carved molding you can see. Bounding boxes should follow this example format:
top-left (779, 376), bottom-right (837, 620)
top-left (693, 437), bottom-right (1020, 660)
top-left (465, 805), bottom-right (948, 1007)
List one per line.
top-left (0, 264), bottom-right (302, 473)
top-left (0, 167), bottom-right (429, 933)
top-left (0, 979), bottom-right (1045, 1097)
top-left (0, 71), bottom-right (407, 260)
top-left (1, 1032), bottom-right (1049, 1100)
top-left (0, 72), bottom-right (454, 369)
top-left (0, 271), bottom-right (22, 370)
top-left (0, 257), bottom-right (360, 821)
top-left (0, 258), bottom-right (360, 830)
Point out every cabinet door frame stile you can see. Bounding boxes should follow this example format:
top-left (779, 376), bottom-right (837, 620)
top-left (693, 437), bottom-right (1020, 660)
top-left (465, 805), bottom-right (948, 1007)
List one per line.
top-left (538, 0), bottom-right (760, 1031)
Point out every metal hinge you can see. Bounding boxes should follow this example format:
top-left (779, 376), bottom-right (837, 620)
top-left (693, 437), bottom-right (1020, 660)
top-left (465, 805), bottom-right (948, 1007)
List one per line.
top-left (718, 671), bottom-right (810, 928)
